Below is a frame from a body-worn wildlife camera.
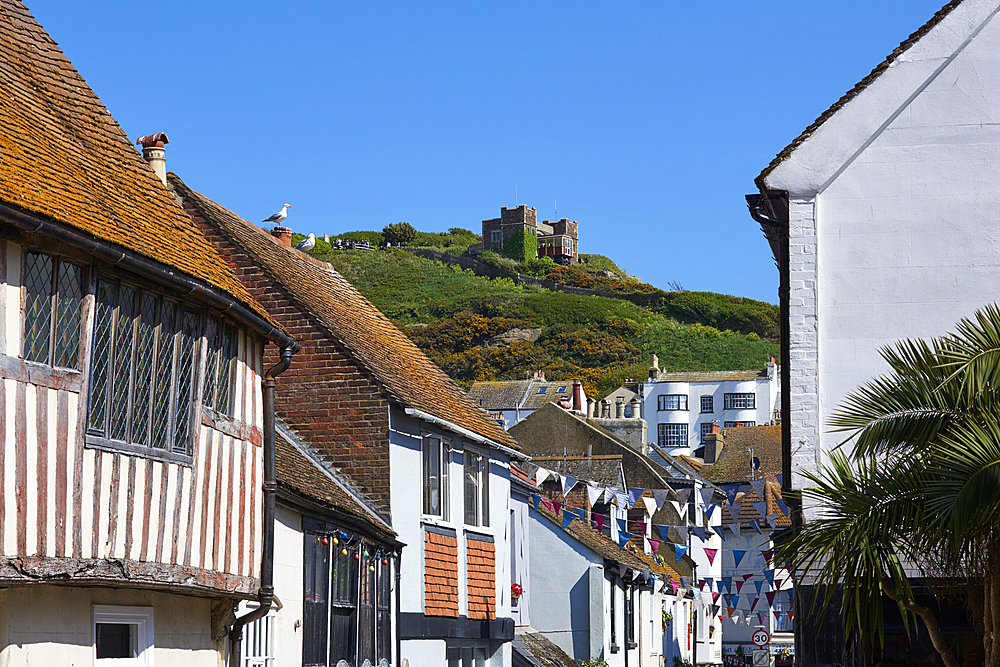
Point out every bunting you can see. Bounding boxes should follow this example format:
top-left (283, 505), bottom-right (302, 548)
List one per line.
top-left (535, 468), bottom-right (551, 485)
top-left (728, 504), bottom-right (741, 522)
top-left (650, 539), bottom-right (660, 555)
top-left (750, 478), bottom-right (767, 499)
top-left (642, 496), bottom-right (658, 516)
top-left (749, 519), bottom-right (762, 534)
top-left (767, 514), bottom-right (778, 529)
top-left (628, 487), bottom-right (646, 506)
top-left (776, 473), bottom-right (782, 486)
top-left (653, 489), bottom-right (670, 510)
top-left (763, 550), bottom-right (774, 563)
top-left (616, 518), bottom-right (628, 534)
top-left (531, 494), bottom-right (540, 512)
top-left (692, 526), bottom-right (706, 541)
top-left (542, 499), bottom-right (553, 511)
top-left (774, 578), bottom-right (784, 590)
top-left (712, 592), bottom-right (720, 603)
top-left (553, 501), bottom-right (562, 515)
top-left (763, 570), bottom-right (775, 586)
top-left (669, 501), bottom-right (685, 520)
top-left (615, 492), bottom-right (631, 509)
top-left (705, 548), bottom-right (718, 565)
top-left (735, 580), bottom-right (745, 594)
top-left (731, 595), bottom-right (741, 608)
top-left (700, 487), bottom-right (715, 505)
top-left (728, 523), bottom-right (741, 537)
top-left (721, 576), bottom-right (733, 594)
top-left (751, 597), bottom-right (759, 611)
top-left (563, 512), bottom-right (575, 530)
top-left (676, 488), bottom-right (692, 505)
top-left (733, 550), bottom-right (747, 567)
top-left (618, 531), bottom-right (632, 549)
top-left (594, 513), bottom-right (606, 533)
top-left (562, 476), bottom-right (579, 497)
top-left (671, 579), bottom-right (680, 595)
top-left (774, 610), bottom-right (782, 622)
top-left (754, 581), bottom-right (763, 595)
top-left (752, 502), bottom-right (767, 518)
top-left (655, 524), bottom-right (672, 542)
top-left (705, 504), bottom-right (717, 520)
top-left (765, 591), bottom-right (777, 607)
top-left (587, 484), bottom-right (603, 507)
top-left (674, 526), bottom-right (689, 543)
top-left (723, 483), bottom-right (741, 505)
top-left (674, 544), bottom-right (689, 563)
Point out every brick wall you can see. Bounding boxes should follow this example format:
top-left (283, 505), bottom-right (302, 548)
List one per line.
top-left (466, 536), bottom-right (496, 620)
top-left (424, 530), bottom-right (459, 617)
top-left (184, 201), bottom-right (393, 512)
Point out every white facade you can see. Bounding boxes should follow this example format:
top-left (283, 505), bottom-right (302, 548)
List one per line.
top-left (756, 0), bottom-right (1000, 517)
top-left (642, 365), bottom-right (779, 457)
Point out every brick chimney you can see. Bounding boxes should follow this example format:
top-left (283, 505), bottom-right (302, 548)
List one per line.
top-left (649, 354), bottom-right (659, 381)
top-left (572, 380), bottom-right (584, 413)
top-left (272, 227), bottom-right (292, 247)
top-left (704, 430), bottom-right (724, 464)
top-left (136, 132), bottom-right (169, 185)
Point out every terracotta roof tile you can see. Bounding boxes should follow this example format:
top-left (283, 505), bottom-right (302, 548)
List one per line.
top-left (0, 1), bottom-right (274, 327)
top-left (756, 0), bottom-right (964, 187)
top-left (169, 174), bottom-right (519, 452)
top-left (707, 425), bottom-right (782, 484)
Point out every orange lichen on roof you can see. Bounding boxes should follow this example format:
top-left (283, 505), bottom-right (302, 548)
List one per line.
top-left (0, 0), bottom-right (274, 328)
top-left (170, 174), bottom-right (520, 452)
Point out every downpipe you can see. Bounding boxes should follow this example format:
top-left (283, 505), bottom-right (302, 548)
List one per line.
top-left (228, 343), bottom-right (298, 667)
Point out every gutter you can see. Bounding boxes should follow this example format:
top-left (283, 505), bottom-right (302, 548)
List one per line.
top-left (404, 407), bottom-right (529, 461)
top-left (0, 202), bottom-right (294, 349)
top-left (228, 344), bottom-right (299, 667)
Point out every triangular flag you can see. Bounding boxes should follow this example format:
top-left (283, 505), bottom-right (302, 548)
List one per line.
top-left (692, 526), bottom-right (706, 541)
top-left (698, 579), bottom-right (708, 591)
top-left (774, 610), bottom-right (782, 622)
top-left (723, 483), bottom-right (741, 505)
top-left (700, 487), bottom-right (715, 505)
top-left (616, 518), bottom-right (628, 534)
top-left (562, 476), bottom-right (579, 497)
top-left (754, 581), bottom-right (763, 595)
top-left (765, 591), bottom-right (777, 607)
top-left (563, 512), bottom-right (575, 530)
top-left (774, 578), bottom-right (784, 590)
top-left (752, 502), bottom-right (767, 518)
top-left (674, 526), bottom-right (689, 543)
top-left (553, 501), bottom-right (562, 515)
top-left (776, 498), bottom-right (790, 515)
top-left (594, 513), bottom-right (605, 533)
top-left (680, 577), bottom-right (689, 590)
top-left (535, 468), bottom-right (551, 485)
top-left (728, 504), bottom-right (741, 522)
top-left (641, 496), bottom-right (656, 516)
top-left (763, 570), bottom-right (775, 586)
top-left (671, 579), bottom-right (680, 594)
top-left (615, 492), bottom-right (631, 509)
top-left (703, 577), bottom-right (714, 590)
top-left (676, 488), bottom-right (692, 505)
top-left (750, 478), bottom-right (766, 499)
top-left (656, 524), bottom-right (672, 542)
top-left (650, 539), bottom-right (660, 555)
top-left (705, 504), bottom-right (717, 520)
top-left (618, 531), bottom-right (632, 549)
top-left (750, 519), bottom-right (762, 534)
top-left (733, 550), bottom-right (747, 567)
top-left (728, 523), bottom-right (741, 537)
top-left (587, 484), bottom-right (603, 507)
top-left (704, 548), bottom-right (718, 565)
top-left (674, 544), bottom-right (689, 563)
top-left (751, 597), bottom-right (759, 611)
top-left (669, 500), bottom-right (685, 520)
top-left (763, 550), bottom-right (774, 563)
top-left (721, 576), bottom-right (733, 594)
top-left (712, 592), bottom-right (720, 603)
top-left (775, 474), bottom-right (783, 486)
top-left (541, 499), bottom-right (553, 511)
top-left (693, 589), bottom-right (701, 601)
top-left (743, 573), bottom-right (755, 580)
top-left (531, 494), bottom-right (540, 512)
top-left (768, 515), bottom-right (778, 529)
top-left (628, 488), bottom-right (645, 506)
top-left (731, 595), bottom-right (741, 608)
top-left (653, 489), bottom-right (670, 509)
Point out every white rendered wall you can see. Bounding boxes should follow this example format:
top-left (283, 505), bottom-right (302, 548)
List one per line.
top-left (0, 586), bottom-right (221, 666)
top-left (273, 505), bottom-right (304, 666)
top-left (764, 0), bottom-right (1000, 517)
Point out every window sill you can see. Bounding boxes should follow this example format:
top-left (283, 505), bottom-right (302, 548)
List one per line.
top-left (464, 528), bottom-right (494, 542)
top-left (85, 434), bottom-right (193, 466)
top-left (421, 520), bottom-right (457, 536)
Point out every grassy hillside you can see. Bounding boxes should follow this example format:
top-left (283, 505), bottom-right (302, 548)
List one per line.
top-left (306, 247), bottom-right (779, 398)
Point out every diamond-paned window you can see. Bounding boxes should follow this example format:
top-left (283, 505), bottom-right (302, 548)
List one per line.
top-left (23, 251), bottom-right (84, 368)
top-left (88, 277), bottom-right (200, 456)
top-left (203, 316), bottom-right (236, 417)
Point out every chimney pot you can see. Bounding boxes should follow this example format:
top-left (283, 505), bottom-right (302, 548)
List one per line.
top-left (572, 379), bottom-right (584, 413)
top-left (586, 398), bottom-right (595, 418)
top-left (136, 132), bottom-right (169, 186)
top-left (629, 397), bottom-right (641, 420)
top-left (710, 422), bottom-right (720, 435)
top-left (615, 397), bottom-right (625, 419)
top-left (272, 226), bottom-right (292, 247)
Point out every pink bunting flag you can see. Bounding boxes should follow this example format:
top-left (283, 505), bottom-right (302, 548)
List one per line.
top-left (765, 591), bottom-right (777, 607)
top-left (699, 579), bottom-right (708, 591)
top-left (594, 513), bottom-right (605, 533)
top-left (774, 578), bottom-right (784, 590)
top-left (541, 499), bottom-right (553, 511)
top-left (671, 579), bottom-right (680, 594)
top-left (650, 539), bottom-right (660, 554)
top-left (704, 548), bottom-right (718, 565)
top-left (774, 610), bottom-right (782, 621)
top-left (712, 592), bottom-right (720, 603)
top-left (763, 550), bottom-right (774, 562)
top-left (743, 573), bottom-right (754, 580)
top-left (553, 501), bottom-right (562, 515)
top-left (751, 597), bottom-right (759, 611)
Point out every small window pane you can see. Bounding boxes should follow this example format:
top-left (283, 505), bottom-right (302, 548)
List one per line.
top-left (53, 261), bottom-right (83, 368)
top-left (724, 393), bottom-right (756, 410)
top-left (173, 310), bottom-right (198, 454)
top-left (109, 286), bottom-right (136, 443)
top-left (215, 324), bottom-right (235, 415)
top-left (95, 622), bottom-right (138, 659)
top-left (150, 301), bottom-right (176, 450)
top-left (700, 396), bottom-right (713, 413)
top-left (88, 280), bottom-right (115, 433)
top-left (465, 451), bottom-right (480, 526)
top-left (423, 437), bottom-right (441, 516)
top-left (131, 293), bottom-right (157, 447)
top-left (23, 251), bottom-right (53, 364)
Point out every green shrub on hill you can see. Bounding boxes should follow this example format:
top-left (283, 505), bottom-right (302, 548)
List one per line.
top-left (382, 222), bottom-right (417, 246)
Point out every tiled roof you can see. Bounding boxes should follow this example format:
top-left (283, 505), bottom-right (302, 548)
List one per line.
top-left (170, 175), bottom-right (520, 452)
top-left (513, 628), bottom-right (578, 667)
top-left (274, 422), bottom-right (394, 536)
top-left (727, 482), bottom-right (791, 530)
top-left (651, 369), bottom-right (767, 383)
top-left (0, 1), bottom-right (273, 326)
top-left (520, 381), bottom-right (574, 410)
top-left (707, 425), bottom-right (782, 484)
top-left (756, 0), bottom-right (964, 188)
top-left (535, 504), bottom-right (679, 580)
top-left (468, 379), bottom-right (574, 411)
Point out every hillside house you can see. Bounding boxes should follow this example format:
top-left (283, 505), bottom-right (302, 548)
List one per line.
top-left (746, 0), bottom-right (1000, 661)
top-left (171, 174), bottom-right (526, 667)
top-left (0, 2), bottom-right (297, 665)
top-left (481, 206), bottom-right (579, 265)
top-left (469, 374), bottom-right (588, 429)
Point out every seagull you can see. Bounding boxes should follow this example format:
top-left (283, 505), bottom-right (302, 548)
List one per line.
top-left (295, 233), bottom-right (316, 252)
top-left (262, 203), bottom-right (291, 225)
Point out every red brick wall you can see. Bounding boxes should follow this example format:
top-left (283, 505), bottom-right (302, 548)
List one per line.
top-left (424, 530), bottom-right (459, 617)
top-left (185, 202), bottom-right (392, 511)
top-left (466, 536), bottom-right (496, 620)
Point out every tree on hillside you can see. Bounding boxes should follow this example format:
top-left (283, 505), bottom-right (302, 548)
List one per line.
top-left (778, 305), bottom-right (1000, 667)
top-left (382, 222), bottom-right (416, 246)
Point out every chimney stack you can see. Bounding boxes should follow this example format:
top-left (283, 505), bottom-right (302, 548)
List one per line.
top-left (629, 397), bottom-right (641, 420)
top-left (271, 227), bottom-right (292, 247)
top-left (615, 396), bottom-right (625, 419)
top-left (586, 398), bottom-right (595, 418)
top-left (704, 431), bottom-right (725, 464)
top-left (572, 379), bottom-right (584, 413)
top-left (136, 132), bottom-right (169, 185)
top-left (600, 399), bottom-right (610, 418)
top-left (649, 354), bottom-right (660, 381)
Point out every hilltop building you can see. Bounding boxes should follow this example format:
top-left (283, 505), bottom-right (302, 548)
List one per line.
top-left (481, 205), bottom-right (579, 265)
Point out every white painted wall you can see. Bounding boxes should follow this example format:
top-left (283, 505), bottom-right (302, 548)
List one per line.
top-left (0, 586), bottom-right (222, 666)
top-left (762, 0), bottom-right (1000, 517)
top-left (272, 504), bottom-right (304, 666)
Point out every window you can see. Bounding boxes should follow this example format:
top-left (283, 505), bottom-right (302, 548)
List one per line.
top-left (724, 421), bottom-right (756, 428)
top-left (724, 393), bottom-right (756, 410)
top-left (464, 450), bottom-right (490, 527)
top-left (657, 423), bottom-right (688, 448)
top-left (536, 386), bottom-right (548, 395)
top-left (700, 395), bottom-right (713, 413)
top-left (556, 385), bottom-right (567, 393)
top-left (23, 250), bottom-right (84, 368)
top-left (657, 394), bottom-right (688, 411)
top-left (203, 316), bottom-right (237, 417)
top-left (491, 230), bottom-right (501, 244)
top-left (700, 422), bottom-right (714, 443)
top-left (610, 578), bottom-right (618, 649)
top-left (303, 530), bottom-right (392, 667)
top-left (94, 605), bottom-right (153, 667)
top-left (773, 597), bottom-right (794, 632)
top-left (422, 436), bottom-right (450, 519)
top-left (241, 610), bottom-right (275, 667)
top-left (87, 277), bottom-right (200, 457)
top-left (447, 647), bottom-right (487, 667)
top-left (625, 585), bottom-right (636, 649)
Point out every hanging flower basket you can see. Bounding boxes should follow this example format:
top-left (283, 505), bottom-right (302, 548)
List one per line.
top-left (511, 583), bottom-right (524, 599)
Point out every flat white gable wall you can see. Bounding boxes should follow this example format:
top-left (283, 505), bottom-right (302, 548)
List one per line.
top-left (764, 0), bottom-right (1000, 513)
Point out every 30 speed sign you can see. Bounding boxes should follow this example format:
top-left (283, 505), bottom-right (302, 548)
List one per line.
top-left (752, 630), bottom-right (770, 647)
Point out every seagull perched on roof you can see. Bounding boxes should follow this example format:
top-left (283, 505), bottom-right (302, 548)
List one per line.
top-left (295, 233), bottom-right (316, 252)
top-left (262, 203), bottom-right (291, 225)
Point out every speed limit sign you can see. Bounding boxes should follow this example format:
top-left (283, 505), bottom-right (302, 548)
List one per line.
top-left (753, 629), bottom-right (770, 647)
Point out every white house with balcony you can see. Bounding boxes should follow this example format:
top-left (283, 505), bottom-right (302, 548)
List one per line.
top-left (640, 362), bottom-right (779, 457)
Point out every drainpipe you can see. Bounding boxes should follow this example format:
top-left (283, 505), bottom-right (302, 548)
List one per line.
top-left (228, 343), bottom-right (298, 667)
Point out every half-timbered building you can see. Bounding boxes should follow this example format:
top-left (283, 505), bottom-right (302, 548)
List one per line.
top-left (0, 2), bottom-right (296, 665)
top-left (170, 174), bottom-right (527, 667)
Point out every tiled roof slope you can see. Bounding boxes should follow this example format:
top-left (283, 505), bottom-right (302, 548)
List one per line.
top-left (469, 380), bottom-right (532, 410)
top-left (275, 422), bottom-right (394, 536)
top-left (651, 369), bottom-right (767, 383)
top-left (169, 175), bottom-right (519, 452)
top-left (529, 455), bottom-right (624, 488)
top-left (730, 483), bottom-right (791, 529)
top-left (707, 425), bottom-right (781, 484)
top-left (756, 0), bottom-right (964, 187)
top-left (0, 1), bottom-right (272, 325)
top-left (513, 628), bottom-right (578, 667)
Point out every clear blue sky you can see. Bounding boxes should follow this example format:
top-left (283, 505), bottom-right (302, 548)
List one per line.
top-left (29, 0), bottom-right (947, 304)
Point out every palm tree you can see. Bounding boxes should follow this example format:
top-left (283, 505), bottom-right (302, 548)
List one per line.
top-left (777, 305), bottom-right (1000, 667)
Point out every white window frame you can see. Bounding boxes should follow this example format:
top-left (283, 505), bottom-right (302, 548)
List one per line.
top-left (657, 423), bottom-right (688, 448)
top-left (241, 607), bottom-right (276, 667)
top-left (723, 392), bottom-right (755, 410)
top-left (422, 434), bottom-right (451, 520)
top-left (463, 447), bottom-right (490, 528)
top-left (724, 421), bottom-right (756, 428)
top-left (93, 605), bottom-right (153, 667)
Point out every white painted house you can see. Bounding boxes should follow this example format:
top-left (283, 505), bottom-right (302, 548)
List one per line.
top-left (641, 363), bottom-right (779, 458)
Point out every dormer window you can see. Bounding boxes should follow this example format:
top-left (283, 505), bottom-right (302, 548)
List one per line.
top-left (556, 385), bottom-right (567, 393)
top-left (536, 387), bottom-right (547, 395)
top-left (23, 250), bottom-right (84, 368)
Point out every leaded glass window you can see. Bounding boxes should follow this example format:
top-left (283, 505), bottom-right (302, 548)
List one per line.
top-left (23, 250), bottom-right (84, 368)
top-left (203, 316), bottom-right (236, 417)
top-left (87, 277), bottom-right (199, 456)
